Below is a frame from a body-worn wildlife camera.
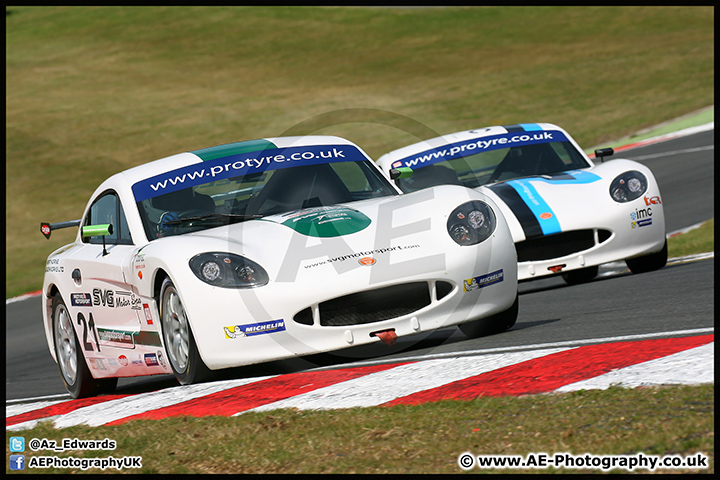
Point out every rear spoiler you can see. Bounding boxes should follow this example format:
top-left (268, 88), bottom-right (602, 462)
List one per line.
top-left (40, 219), bottom-right (81, 239)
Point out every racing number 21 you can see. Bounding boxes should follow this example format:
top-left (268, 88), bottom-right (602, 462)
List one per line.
top-left (77, 312), bottom-right (101, 352)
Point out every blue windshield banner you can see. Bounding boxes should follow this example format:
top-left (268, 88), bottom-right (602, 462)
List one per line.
top-left (132, 144), bottom-right (367, 202)
top-left (393, 130), bottom-right (570, 170)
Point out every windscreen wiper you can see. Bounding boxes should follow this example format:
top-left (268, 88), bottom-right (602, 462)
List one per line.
top-left (163, 213), bottom-right (263, 226)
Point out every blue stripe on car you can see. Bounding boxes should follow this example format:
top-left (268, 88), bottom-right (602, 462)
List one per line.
top-left (487, 183), bottom-right (543, 238)
top-left (505, 179), bottom-right (562, 235)
top-left (494, 171), bottom-right (603, 237)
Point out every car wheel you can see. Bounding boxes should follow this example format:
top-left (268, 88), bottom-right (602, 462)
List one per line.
top-left (459, 294), bottom-right (519, 338)
top-left (562, 266), bottom-right (599, 285)
top-left (159, 277), bottom-right (211, 385)
top-left (52, 293), bottom-right (116, 398)
top-left (626, 239), bottom-right (668, 274)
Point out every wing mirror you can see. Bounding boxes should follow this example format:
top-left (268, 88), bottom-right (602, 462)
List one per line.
top-left (389, 167), bottom-right (413, 180)
top-left (594, 148), bottom-right (614, 163)
top-left (82, 224), bottom-right (114, 256)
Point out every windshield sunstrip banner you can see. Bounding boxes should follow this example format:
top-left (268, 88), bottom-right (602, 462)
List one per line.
top-left (391, 129), bottom-right (569, 170)
top-left (132, 144), bottom-right (367, 202)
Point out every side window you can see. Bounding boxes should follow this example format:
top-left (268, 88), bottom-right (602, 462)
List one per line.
top-left (83, 192), bottom-right (133, 245)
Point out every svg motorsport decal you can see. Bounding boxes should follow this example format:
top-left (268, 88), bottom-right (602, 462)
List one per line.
top-left (132, 144), bottom-right (369, 202)
top-left (464, 269), bottom-right (504, 292)
top-left (303, 244), bottom-right (420, 270)
top-left (92, 289), bottom-right (142, 310)
top-left (224, 320), bottom-right (286, 339)
top-left (114, 291), bottom-right (142, 311)
top-left (277, 206), bottom-right (372, 238)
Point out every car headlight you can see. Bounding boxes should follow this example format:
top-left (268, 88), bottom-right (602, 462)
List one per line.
top-left (610, 171), bottom-right (648, 203)
top-left (189, 252), bottom-right (269, 288)
top-left (447, 201), bottom-right (496, 246)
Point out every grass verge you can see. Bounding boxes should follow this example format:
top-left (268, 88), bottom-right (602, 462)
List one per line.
top-left (668, 219), bottom-right (714, 259)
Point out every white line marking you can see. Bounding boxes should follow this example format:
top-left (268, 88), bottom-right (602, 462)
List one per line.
top-left (667, 221), bottom-right (708, 238)
top-left (6, 393), bottom-right (72, 406)
top-left (628, 145), bottom-right (714, 161)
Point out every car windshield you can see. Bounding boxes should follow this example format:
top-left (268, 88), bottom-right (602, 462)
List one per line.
top-left (396, 133), bottom-right (591, 193)
top-left (134, 144), bottom-right (397, 240)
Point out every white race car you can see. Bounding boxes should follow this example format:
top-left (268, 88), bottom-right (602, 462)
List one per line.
top-left (41, 135), bottom-right (518, 398)
top-left (377, 123), bottom-right (667, 284)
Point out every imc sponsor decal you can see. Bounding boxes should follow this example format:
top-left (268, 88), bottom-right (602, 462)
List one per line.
top-left (464, 269), bottom-right (504, 292)
top-left (224, 319), bottom-right (286, 339)
top-left (631, 207), bottom-right (653, 229)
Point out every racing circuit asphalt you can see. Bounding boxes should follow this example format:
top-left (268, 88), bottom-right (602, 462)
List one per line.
top-left (5, 130), bottom-right (714, 402)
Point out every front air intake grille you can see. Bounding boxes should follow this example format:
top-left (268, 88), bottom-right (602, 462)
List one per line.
top-left (516, 229), bottom-right (611, 262)
top-left (320, 282), bottom-right (431, 326)
top-left (293, 281), bottom-right (453, 327)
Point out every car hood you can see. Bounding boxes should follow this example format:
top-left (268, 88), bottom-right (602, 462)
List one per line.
top-left (140, 184), bottom-right (497, 286)
top-left (479, 159), bottom-right (661, 242)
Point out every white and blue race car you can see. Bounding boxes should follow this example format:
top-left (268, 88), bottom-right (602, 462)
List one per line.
top-left (377, 123), bottom-right (667, 284)
top-left (41, 135), bottom-right (518, 397)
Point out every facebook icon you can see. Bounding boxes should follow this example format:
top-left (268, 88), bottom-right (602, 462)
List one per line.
top-left (9, 455), bottom-right (25, 470)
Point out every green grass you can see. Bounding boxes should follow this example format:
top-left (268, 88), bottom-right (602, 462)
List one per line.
top-left (6, 384), bottom-right (714, 474)
top-left (668, 219), bottom-right (714, 259)
top-left (5, 6), bottom-right (714, 299)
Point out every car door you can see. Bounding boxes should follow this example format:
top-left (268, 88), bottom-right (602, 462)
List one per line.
top-left (69, 190), bottom-right (144, 366)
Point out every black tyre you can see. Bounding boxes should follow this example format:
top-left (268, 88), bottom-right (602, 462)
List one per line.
top-left (626, 240), bottom-right (668, 274)
top-left (52, 293), bottom-right (116, 398)
top-left (159, 277), bottom-right (211, 385)
top-left (562, 265), bottom-right (599, 285)
top-left (459, 294), bottom-right (519, 338)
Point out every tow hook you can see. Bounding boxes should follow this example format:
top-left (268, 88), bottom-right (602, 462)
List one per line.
top-left (371, 329), bottom-right (397, 346)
